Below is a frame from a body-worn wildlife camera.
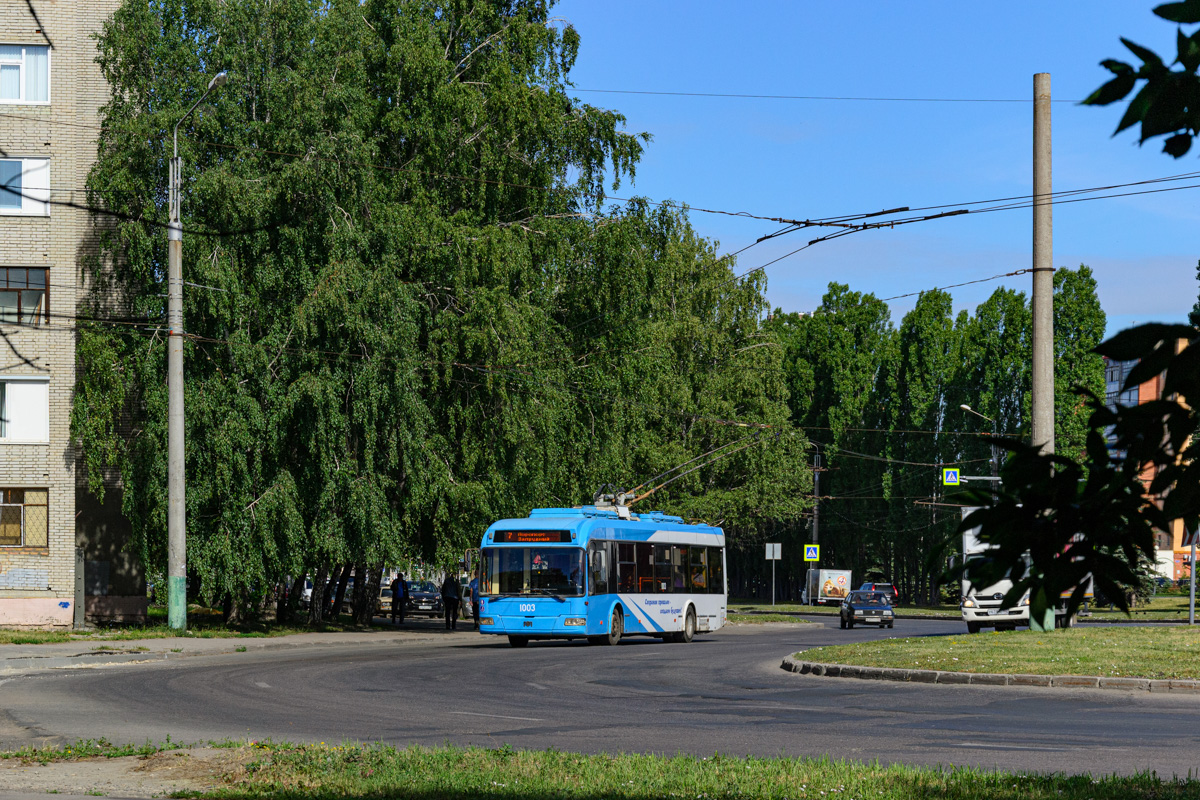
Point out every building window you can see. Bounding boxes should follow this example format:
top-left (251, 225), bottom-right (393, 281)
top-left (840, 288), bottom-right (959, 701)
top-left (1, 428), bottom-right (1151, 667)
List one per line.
top-left (0, 379), bottom-right (49, 441)
top-left (0, 488), bottom-right (48, 547)
top-left (0, 45), bottom-right (49, 104)
top-left (0, 158), bottom-right (49, 215)
top-left (0, 268), bottom-right (47, 325)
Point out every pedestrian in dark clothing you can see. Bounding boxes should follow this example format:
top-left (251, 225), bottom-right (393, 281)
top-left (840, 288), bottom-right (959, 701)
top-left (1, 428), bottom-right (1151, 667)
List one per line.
top-left (469, 575), bottom-right (480, 630)
top-left (441, 572), bottom-right (461, 630)
top-left (391, 573), bottom-right (407, 625)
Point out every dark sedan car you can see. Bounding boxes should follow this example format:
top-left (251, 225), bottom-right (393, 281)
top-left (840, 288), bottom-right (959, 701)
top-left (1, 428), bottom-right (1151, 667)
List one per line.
top-left (406, 580), bottom-right (444, 618)
top-left (839, 591), bottom-right (894, 629)
top-left (858, 582), bottom-right (900, 606)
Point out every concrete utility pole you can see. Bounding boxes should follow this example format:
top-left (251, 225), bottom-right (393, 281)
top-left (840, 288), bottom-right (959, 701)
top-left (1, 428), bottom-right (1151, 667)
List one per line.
top-left (1030, 73), bottom-right (1056, 633)
top-left (812, 451), bottom-right (820, 547)
top-left (167, 71), bottom-right (227, 631)
top-left (1031, 73), bottom-right (1055, 457)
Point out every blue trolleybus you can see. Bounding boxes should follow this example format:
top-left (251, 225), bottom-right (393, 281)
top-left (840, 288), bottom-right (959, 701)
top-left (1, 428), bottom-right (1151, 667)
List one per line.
top-left (476, 505), bottom-right (727, 647)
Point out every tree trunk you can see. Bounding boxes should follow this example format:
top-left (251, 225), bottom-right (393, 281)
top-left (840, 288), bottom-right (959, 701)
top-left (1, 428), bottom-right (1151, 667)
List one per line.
top-left (308, 564), bottom-right (329, 626)
top-left (355, 562), bottom-right (385, 626)
top-left (279, 574), bottom-right (305, 624)
top-left (331, 564), bottom-right (351, 621)
top-left (351, 562), bottom-right (368, 623)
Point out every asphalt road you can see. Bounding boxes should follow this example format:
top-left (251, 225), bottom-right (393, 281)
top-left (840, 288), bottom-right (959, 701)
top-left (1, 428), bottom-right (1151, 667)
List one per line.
top-left (3, 616), bottom-right (1199, 777)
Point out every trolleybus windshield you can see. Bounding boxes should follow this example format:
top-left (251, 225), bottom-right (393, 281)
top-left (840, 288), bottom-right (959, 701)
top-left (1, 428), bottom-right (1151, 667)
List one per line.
top-left (481, 546), bottom-right (584, 597)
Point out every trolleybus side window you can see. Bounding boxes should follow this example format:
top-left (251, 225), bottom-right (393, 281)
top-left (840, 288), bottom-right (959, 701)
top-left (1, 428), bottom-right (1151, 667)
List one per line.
top-left (672, 545), bottom-right (687, 592)
top-left (708, 546), bottom-right (724, 594)
top-left (617, 542), bottom-right (637, 593)
top-left (588, 540), bottom-right (610, 595)
top-left (689, 546), bottom-right (708, 591)
top-left (654, 545), bottom-right (672, 593)
top-left (636, 542), bottom-right (655, 593)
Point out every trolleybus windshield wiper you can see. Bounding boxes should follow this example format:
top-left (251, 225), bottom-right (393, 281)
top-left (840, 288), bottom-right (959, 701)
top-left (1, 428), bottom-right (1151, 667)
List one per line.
top-left (529, 588), bottom-right (564, 600)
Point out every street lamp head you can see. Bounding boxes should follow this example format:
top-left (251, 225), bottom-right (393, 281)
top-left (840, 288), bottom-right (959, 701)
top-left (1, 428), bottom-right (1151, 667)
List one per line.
top-left (207, 71), bottom-right (228, 91)
top-left (959, 404), bottom-right (972, 412)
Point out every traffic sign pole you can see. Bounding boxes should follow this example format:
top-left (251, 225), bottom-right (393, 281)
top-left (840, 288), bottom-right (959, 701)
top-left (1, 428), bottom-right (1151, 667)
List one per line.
top-left (1190, 537), bottom-right (1196, 626)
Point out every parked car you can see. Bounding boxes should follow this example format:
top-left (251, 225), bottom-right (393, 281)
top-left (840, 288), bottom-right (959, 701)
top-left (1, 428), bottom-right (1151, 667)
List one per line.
top-left (406, 580), bottom-right (444, 618)
top-left (840, 590), bottom-right (895, 629)
top-left (378, 586), bottom-right (393, 616)
top-left (858, 582), bottom-right (900, 606)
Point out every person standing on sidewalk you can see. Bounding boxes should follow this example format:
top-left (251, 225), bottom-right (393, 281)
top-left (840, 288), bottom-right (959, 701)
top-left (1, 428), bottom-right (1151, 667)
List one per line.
top-left (469, 574), bottom-right (480, 630)
top-left (441, 570), bottom-right (461, 630)
top-left (390, 572), bottom-right (408, 625)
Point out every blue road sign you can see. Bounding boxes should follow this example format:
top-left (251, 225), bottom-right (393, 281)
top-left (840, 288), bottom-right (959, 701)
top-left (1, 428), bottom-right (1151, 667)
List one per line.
top-left (804, 544), bottom-right (819, 562)
top-left (942, 468), bottom-right (960, 486)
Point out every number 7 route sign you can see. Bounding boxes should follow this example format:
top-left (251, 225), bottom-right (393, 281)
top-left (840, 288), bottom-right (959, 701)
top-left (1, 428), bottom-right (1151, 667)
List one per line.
top-left (804, 544), bottom-right (819, 562)
top-left (942, 468), bottom-right (960, 486)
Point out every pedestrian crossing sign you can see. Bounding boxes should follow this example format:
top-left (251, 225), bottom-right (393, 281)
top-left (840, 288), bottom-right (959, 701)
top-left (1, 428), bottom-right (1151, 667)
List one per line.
top-left (804, 544), bottom-right (819, 562)
top-left (942, 468), bottom-right (960, 486)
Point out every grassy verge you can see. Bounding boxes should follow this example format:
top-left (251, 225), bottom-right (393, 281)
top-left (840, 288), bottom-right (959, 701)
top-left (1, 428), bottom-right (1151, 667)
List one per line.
top-left (0, 606), bottom-right (390, 645)
top-left (731, 599), bottom-right (959, 616)
top-left (799, 626), bottom-right (1200, 679)
top-left (0, 738), bottom-right (180, 764)
top-left (1086, 594), bottom-right (1196, 620)
top-left (728, 613), bottom-right (813, 624)
top-left (179, 742), bottom-right (1199, 799)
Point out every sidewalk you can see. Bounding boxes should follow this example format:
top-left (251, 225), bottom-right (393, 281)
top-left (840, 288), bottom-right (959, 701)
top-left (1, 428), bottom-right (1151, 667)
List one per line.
top-left (0, 620), bottom-right (466, 676)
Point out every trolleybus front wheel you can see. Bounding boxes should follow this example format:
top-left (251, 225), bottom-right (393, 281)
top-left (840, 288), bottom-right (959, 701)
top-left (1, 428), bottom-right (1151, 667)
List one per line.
top-left (507, 635), bottom-right (529, 648)
top-left (599, 608), bottom-right (623, 646)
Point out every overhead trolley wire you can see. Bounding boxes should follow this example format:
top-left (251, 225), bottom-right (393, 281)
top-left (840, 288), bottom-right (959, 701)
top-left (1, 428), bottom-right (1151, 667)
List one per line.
top-left (572, 88), bottom-right (1083, 104)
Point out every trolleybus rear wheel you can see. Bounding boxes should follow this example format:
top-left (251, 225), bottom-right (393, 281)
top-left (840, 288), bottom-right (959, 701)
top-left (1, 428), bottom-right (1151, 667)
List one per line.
top-left (507, 635), bottom-right (529, 648)
top-left (678, 607), bottom-right (696, 643)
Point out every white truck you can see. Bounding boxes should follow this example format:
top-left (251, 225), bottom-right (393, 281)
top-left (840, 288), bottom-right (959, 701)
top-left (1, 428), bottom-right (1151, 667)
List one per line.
top-left (803, 568), bottom-right (852, 606)
top-left (960, 507), bottom-right (1092, 633)
top-left (960, 513), bottom-right (1029, 633)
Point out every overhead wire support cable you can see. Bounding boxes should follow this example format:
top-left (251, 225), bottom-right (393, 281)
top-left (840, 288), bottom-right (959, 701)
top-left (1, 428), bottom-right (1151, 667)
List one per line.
top-left (571, 88), bottom-right (1083, 104)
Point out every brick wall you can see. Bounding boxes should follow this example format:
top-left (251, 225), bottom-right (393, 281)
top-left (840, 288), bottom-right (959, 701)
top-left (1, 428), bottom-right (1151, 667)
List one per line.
top-left (0, 0), bottom-right (123, 627)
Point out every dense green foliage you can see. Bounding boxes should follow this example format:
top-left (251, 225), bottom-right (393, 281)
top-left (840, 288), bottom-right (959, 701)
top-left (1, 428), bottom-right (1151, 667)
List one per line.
top-left (768, 270), bottom-right (1105, 604)
top-left (1083, 1), bottom-right (1200, 157)
top-left (74, 0), bottom-right (810, 619)
top-left (957, 324), bottom-right (1198, 623)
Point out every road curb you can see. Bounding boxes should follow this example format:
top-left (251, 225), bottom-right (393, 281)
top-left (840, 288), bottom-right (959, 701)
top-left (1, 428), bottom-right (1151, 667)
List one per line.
top-left (779, 655), bottom-right (1200, 693)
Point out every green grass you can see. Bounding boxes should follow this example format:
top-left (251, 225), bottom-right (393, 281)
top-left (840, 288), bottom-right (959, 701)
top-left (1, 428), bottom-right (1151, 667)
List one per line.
top-left (1087, 594), bottom-right (1197, 620)
top-left (182, 742), bottom-right (1199, 800)
top-left (730, 598), bottom-right (959, 617)
top-left (0, 606), bottom-right (392, 645)
top-left (0, 738), bottom-right (180, 764)
top-left (799, 626), bottom-right (1200, 679)
top-left (728, 613), bottom-right (814, 624)
top-left (733, 595), bottom-right (1198, 621)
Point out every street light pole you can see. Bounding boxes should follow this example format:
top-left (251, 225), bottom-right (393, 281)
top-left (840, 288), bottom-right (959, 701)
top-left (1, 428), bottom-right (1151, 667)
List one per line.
top-left (167, 71), bottom-right (227, 632)
top-left (960, 404), bottom-right (999, 477)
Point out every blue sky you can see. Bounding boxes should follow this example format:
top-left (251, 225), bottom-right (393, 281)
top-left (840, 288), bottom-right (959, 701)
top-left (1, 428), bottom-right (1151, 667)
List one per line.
top-left (554, 1), bottom-right (1198, 337)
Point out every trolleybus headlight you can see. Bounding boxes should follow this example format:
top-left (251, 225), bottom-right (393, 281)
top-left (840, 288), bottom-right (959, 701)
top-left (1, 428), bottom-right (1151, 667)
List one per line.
top-left (479, 617), bottom-right (495, 626)
top-left (564, 618), bottom-right (586, 626)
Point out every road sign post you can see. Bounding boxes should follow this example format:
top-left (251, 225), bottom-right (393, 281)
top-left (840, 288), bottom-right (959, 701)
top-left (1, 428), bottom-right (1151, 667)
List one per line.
top-left (1185, 527), bottom-right (1198, 625)
top-left (766, 543), bottom-right (781, 606)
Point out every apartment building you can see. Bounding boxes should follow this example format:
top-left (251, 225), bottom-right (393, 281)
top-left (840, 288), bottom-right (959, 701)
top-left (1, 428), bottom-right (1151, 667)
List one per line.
top-left (1103, 341), bottom-right (1193, 580)
top-left (1, 1), bottom-right (135, 627)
